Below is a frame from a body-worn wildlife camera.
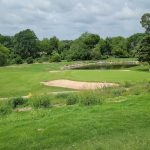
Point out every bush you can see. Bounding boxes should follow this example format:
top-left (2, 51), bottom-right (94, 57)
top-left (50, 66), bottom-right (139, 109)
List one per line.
top-left (0, 44), bottom-right (10, 66)
top-left (56, 93), bottom-right (69, 99)
top-left (79, 92), bottom-right (102, 106)
top-left (31, 96), bottom-right (51, 108)
top-left (36, 58), bottom-right (43, 63)
top-left (66, 94), bottom-right (78, 105)
top-left (123, 81), bottom-right (132, 88)
top-left (101, 55), bottom-right (109, 60)
top-left (11, 97), bottom-right (28, 108)
top-left (26, 57), bottom-right (34, 64)
top-left (41, 55), bottom-right (49, 62)
top-left (50, 51), bottom-right (61, 62)
top-left (14, 56), bottom-right (23, 64)
top-left (111, 88), bottom-right (126, 96)
top-left (0, 101), bottom-right (12, 116)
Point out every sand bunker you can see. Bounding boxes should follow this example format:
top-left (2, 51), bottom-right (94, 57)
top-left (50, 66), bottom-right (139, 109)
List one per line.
top-left (49, 71), bottom-right (61, 73)
top-left (41, 80), bottom-right (118, 90)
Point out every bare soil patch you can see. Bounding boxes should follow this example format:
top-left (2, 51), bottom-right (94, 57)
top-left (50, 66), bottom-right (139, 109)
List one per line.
top-left (49, 71), bottom-right (61, 73)
top-left (15, 107), bottom-right (32, 112)
top-left (121, 70), bottom-right (130, 71)
top-left (41, 80), bottom-right (118, 90)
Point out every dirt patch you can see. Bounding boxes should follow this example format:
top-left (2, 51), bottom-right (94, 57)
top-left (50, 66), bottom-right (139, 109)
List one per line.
top-left (15, 107), bottom-right (32, 112)
top-left (50, 91), bottom-right (77, 94)
top-left (121, 70), bottom-right (130, 72)
top-left (41, 80), bottom-right (118, 90)
top-left (49, 71), bottom-right (61, 73)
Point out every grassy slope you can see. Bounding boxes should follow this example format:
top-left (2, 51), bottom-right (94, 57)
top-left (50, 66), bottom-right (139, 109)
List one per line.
top-left (0, 63), bottom-right (71, 97)
top-left (0, 62), bottom-right (150, 97)
top-left (0, 94), bottom-right (150, 150)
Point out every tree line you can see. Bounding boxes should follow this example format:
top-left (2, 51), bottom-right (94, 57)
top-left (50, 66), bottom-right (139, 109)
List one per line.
top-left (0, 13), bottom-right (150, 66)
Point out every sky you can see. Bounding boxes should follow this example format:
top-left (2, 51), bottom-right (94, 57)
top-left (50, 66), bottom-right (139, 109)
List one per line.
top-left (0, 0), bottom-right (150, 39)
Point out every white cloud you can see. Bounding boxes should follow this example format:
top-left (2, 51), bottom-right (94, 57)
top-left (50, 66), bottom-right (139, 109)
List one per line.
top-left (0, 0), bottom-right (149, 39)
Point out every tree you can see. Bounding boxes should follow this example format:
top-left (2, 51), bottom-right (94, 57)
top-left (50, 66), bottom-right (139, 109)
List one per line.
top-left (69, 40), bottom-right (89, 60)
top-left (79, 32), bottom-right (100, 49)
top-left (37, 38), bottom-right (51, 55)
top-left (13, 29), bottom-right (38, 59)
top-left (58, 40), bottom-right (72, 52)
top-left (68, 32), bottom-right (100, 60)
top-left (50, 51), bottom-right (61, 62)
top-left (48, 36), bottom-right (59, 55)
top-left (91, 47), bottom-right (102, 60)
top-left (141, 13), bottom-right (150, 34)
top-left (138, 35), bottom-right (150, 69)
top-left (101, 37), bottom-right (112, 55)
top-left (110, 36), bottom-right (128, 57)
top-left (127, 33), bottom-right (145, 56)
top-left (0, 34), bottom-right (13, 50)
top-left (0, 44), bottom-right (10, 66)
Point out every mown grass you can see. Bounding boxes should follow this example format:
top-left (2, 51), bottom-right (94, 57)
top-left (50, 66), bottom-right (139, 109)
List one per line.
top-left (0, 93), bottom-right (150, 150)
top-left (0, 60), bottom-right (150, 149)
top-left (107, 57), bottom-right (137, 61)
top-left (59, 69), bottom-right (150, 83)
top-left (0, 63), bottom-right (72, 98)
top-left (0, 62), bottom-right (150, 98)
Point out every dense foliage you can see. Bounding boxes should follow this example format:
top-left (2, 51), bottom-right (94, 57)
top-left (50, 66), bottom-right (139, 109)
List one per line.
top-left (141, 13), bottom-right (150, 34)
top-left (0, 44), bottom-right (10, 66)
top-left (13, 29), bottom-right (38, 59)
top-left (138, 35), bottom-right (150, 65)
top-left (0, 13), bottom-right (149, 66)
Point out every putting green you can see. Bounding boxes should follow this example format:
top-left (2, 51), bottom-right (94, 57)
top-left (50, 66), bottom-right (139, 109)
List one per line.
top-left (50, 70), bottom-right (150, 83)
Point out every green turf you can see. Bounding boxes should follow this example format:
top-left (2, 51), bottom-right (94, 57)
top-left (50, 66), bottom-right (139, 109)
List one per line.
top-left (106, 57), bottom-right (137, 61)
top-left (54, 70), bottom-right (150, 83)
top-left (0, 63), bottom-right (71, 98)
top-left (0, 61), bottom-right (150, 149)
top-left (0, 94), bottom-right (150, 150)
top-left (0, 63), bottom-right (150, 97)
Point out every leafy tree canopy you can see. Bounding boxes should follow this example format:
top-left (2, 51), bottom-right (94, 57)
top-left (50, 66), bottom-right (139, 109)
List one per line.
top-left (138, 35), bottom-right (150, 65)
top-left (48, 36), bottom-right (59, 54)
top-left (13, 29), bottom-right (38, 59)
top-left (0, 44), bottom-right (10, 66)
top-left (141, 13), bottom-right (150, 34)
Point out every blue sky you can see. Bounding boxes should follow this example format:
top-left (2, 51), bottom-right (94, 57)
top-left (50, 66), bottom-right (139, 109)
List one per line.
top-left (0, 0), bottom-right (150, 39)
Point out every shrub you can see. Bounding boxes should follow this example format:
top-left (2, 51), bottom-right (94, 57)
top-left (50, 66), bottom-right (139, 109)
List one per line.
top-left (123, 81), bottom-right (132, 88)
top-left (56, 93), bottom-right (69, 99)
top-left (111, 88), bottom-right (126, 96)
top-left (0, 44), bottom-right (10, 66)
top-left (0, 101), bottom-right (12, 116)
top-left (79, 92), bottom-right (102, 106)
top-left (101, 55), bottom-right (109, 60)
top-left (41, 55), bottom-right (49, 62)
top-left (66, 94), bottom-right (78, 105)
top-left (11, 97), bottom-right (28, 108)
top-left (14, 56), bottom-right (23, 64)
top-left (134, 90), bottom-right (140, 95)
top-left (50, 51), bottom-right (61, 62)
top-left (36, 58), bottom-right (43, 63)
top-left (31, 96), bottom-right (51, 108)
top-left (26, 57), bottom-right (34, 64)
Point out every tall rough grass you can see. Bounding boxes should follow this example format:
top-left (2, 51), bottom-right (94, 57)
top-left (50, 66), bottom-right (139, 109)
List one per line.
top-left (30, 96), bottom-right (51, 108)
top-left (0, 100), bottom-right (12, 116)
top-left (66, 91), bottom-right (102, 106)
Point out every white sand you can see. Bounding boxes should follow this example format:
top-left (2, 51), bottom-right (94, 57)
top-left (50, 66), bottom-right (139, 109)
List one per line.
top-left (41, 80), bottom-right (118, 90)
